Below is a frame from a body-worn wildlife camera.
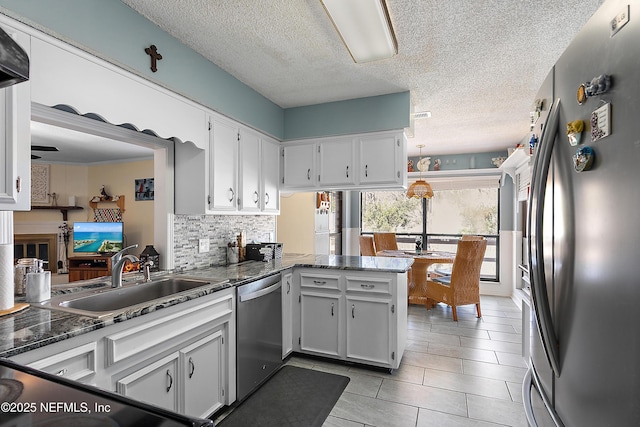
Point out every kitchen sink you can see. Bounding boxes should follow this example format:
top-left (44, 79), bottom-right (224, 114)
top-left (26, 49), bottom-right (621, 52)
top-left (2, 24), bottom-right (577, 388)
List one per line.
top-left (34, 276), bottom-right (229, 318)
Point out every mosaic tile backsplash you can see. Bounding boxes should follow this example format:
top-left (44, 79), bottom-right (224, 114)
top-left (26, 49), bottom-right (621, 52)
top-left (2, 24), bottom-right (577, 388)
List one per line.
top-left (173, 214), bottom-right (276, 271)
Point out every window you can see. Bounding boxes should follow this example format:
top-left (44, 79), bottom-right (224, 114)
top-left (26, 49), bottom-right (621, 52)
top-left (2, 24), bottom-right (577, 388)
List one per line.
top-left (361, 186), bottom-right (500, 281)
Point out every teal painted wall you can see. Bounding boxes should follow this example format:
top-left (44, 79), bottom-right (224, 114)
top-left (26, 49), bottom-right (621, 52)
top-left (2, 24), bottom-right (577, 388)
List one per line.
top-left (0, 0), bottom-right (410, 141)
top-left (0, 0), bottom-right (284, 138)
top-left (284, 92), bottom-right (410, 140)
top-left (0, 0), bottom-right (286, 137)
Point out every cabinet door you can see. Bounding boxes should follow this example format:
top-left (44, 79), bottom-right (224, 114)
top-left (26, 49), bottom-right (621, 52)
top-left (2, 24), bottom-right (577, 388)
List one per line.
top-left (210, 116), bottom-right (238, 211)
top-left (261, 137), bottom-right (280, 213)
top-left (181, 329), bottom-right (225, 418)
top-left (282, 272), bottom-right (293, 358)
top-left (282, 143), bottom-right (316, 189)
top-left (319, 138), bottom-right (355, 187)
top-left (0, 24), bottom-right (30, 211)
top-left (300, 292), bottom-right (341, 357)
top-left (359, 133), bottom-right (403, 186)
top-left (346, 296), bottom-right (392, 365)
top-left (238, 127), bottom-right (261, 212)
top-left (116, 353), bottom-right (179, 412)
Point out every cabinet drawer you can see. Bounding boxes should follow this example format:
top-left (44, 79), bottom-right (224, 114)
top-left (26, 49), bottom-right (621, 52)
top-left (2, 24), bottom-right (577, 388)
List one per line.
top-left (28, 342), bottom-right (96, 381)
top-left (300, 272), bottom-right (341, 290)
top-left (346, 275), bottom-right (392, 295)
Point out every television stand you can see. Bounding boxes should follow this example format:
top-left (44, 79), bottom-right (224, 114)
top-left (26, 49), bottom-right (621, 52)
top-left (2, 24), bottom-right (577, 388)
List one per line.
top-left (68, 255), bottom-right (113, 282)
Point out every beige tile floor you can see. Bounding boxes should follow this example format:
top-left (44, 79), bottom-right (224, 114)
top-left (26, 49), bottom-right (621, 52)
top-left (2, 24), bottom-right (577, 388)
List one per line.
top-left (287, 296), bottom-right (528, 427)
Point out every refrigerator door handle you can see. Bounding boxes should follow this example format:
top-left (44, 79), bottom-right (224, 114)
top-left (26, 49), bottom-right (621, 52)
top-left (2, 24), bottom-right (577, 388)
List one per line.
top-left (528, 98), bottom-right (562, 376)
top-left (522, 368), bottom-right (537, 427)
top-left (523, 367), bottom-right (565, 427)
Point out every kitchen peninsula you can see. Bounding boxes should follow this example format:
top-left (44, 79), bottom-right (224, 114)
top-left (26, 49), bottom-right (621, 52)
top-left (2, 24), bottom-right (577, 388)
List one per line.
top-left (0, 254), bottom-right (412, 419)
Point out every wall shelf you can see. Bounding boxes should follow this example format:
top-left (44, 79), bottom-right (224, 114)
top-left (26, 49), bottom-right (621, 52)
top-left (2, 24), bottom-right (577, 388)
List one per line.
top-left (89, 195), bottom-right (125, 212)
top-left (499, 148), bottom-right (531, 181)
top-left (31, 205), bottom-right (83, 221)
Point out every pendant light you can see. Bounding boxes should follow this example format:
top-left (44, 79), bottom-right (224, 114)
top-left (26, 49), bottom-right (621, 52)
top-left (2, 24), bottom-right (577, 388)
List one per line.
top-left (407, 144), bottom-right (434, 199)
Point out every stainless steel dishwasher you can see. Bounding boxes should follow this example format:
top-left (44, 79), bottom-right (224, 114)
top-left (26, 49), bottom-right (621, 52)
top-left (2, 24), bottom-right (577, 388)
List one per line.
top-left (236, 272), bottom-right (283, 401)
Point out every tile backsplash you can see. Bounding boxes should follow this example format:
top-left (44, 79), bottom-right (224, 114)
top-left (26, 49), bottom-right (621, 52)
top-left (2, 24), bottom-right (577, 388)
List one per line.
top-left (173, 214), bottom-right (276, 271)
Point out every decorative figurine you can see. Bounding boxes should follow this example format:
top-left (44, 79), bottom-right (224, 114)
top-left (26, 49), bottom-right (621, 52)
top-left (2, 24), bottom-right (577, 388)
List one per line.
top-left (584, 74), bottom-right (611, 97)
top-left (100, 185), bottom-right (110, 201)
top-left (433, 159), bottom-right (441, 171)
top-left (407, 159), bottom-right (414, 172)
top-left (573, 146), bottom-right (594, 172)
top-left (566, 120), bottom-right (584, 146)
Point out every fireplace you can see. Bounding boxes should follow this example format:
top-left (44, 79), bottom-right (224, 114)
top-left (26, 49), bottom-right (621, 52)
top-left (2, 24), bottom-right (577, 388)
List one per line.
top-left (13, 234), bottom-right (58, 273)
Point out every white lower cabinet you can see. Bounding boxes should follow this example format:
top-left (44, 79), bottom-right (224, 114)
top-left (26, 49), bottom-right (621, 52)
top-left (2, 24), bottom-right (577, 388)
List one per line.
top-left (181, 330), bottom-right (225, 418)
top-left (346, 296), bottom-right (392, 365)
top-left (293, 268), bottom-right (407, 369)
top-left (117, 353), bottom-right (180, 413)
top-left (11, 287), bottom-right (235, 419)
top-left (117, 328), bottom-right (226, 418)
top-left (300, 292), bottom-right (341, 357)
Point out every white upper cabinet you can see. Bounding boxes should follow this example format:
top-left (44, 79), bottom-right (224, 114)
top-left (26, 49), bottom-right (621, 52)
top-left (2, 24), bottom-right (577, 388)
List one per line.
top-left (0, 24), bottom-right (30, 211)
top-left (282, 142), bottom-right (317, 189)
top-left (177, 112), bottom-right (280, 215)
top-left (319, 137), bottom-right (355, 187)
top-left (210, 116), bottom-right (239, 211)
top-left (261, 136), bottom-right (280, 214)
top-left (359, 132), bottom-right (406, 187)
top-left (282, 130), bottom-right (407, 192)
top-left (238, 126), bottom-right (261, 212)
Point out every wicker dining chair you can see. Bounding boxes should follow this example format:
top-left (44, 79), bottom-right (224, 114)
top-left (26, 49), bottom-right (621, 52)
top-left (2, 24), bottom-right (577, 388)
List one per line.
top-left (359, 235), bottom-right (376, 256)
top-left (433, 235), bottom-right (485, 277)
top-left (373, 233), bottom-right (398, 252)
top-left (425, 239), bottom-right (487, 321)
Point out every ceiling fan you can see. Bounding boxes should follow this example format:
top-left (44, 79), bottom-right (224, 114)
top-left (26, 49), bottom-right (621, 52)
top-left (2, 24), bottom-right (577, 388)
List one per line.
top-left (31, 145), bottom-right (59, 160)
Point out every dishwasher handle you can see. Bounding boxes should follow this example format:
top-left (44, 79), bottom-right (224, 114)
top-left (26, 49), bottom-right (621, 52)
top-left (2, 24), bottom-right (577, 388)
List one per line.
top-left (239, 281), bottom-right (281, 302)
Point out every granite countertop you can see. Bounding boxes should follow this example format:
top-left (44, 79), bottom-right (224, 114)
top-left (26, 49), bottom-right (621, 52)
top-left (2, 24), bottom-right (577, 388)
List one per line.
top-left (0, 254), bottom-right (412, 358)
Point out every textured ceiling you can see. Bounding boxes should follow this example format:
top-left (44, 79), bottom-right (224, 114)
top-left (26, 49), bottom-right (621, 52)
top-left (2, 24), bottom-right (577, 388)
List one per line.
top-left (119, 0), bottom-right (605, 157)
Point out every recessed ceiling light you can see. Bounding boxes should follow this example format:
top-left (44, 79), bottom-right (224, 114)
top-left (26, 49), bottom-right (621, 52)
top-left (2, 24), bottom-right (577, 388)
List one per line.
top-left (413, 111), bottom-right (431, 119)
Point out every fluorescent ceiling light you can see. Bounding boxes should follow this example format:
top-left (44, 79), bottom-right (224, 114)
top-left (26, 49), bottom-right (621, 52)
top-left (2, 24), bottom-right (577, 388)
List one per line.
top-left (321, 0), bottom-right (398, 63)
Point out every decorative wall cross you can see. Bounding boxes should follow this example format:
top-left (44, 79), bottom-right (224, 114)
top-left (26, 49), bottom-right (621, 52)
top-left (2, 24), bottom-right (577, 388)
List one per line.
top-left (144, 45), bottom-right (162, 72)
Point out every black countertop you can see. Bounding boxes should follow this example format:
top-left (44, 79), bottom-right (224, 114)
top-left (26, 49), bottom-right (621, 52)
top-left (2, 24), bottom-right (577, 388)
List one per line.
top-left (0, 254), bottom-right (412, 358)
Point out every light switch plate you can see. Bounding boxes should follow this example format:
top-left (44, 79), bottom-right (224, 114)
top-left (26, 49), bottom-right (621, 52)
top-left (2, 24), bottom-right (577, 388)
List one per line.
top-left (198, 238), bottom-right (210, 253)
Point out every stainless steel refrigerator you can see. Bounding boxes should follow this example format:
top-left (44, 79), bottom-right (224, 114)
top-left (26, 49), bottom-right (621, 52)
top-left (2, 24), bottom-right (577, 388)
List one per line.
top-left (523, 1), bottom-right (640, 425)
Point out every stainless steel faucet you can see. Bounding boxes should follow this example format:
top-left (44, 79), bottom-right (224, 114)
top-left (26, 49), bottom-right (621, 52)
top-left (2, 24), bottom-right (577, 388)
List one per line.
top-left (140, 260), bottom-right (154, 282)
top-left (111, 244), bottom-right (139, 288)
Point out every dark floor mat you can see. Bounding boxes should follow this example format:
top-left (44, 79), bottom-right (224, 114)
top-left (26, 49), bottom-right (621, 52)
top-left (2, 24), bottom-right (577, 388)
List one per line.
top-left (217, 365), bottom-right (350, 427)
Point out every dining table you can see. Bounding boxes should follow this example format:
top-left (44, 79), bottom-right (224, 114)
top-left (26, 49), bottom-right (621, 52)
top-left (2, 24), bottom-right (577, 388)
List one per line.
top-left (377, 250), bottom-right (455, 306)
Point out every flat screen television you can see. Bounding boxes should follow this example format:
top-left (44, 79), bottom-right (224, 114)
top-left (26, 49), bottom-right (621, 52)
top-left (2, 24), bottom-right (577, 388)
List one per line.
top-left (73, 222), bottom-right (124, 254)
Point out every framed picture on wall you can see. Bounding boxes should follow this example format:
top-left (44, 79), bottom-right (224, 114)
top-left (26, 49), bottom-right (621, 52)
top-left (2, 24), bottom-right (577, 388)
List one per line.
top-left (135, 178), bottom-right (154, 201)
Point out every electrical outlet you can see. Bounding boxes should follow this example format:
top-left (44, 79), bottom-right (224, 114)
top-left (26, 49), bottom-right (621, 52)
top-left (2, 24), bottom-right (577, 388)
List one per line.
top-left (198, 238), bottom-right (210, 253)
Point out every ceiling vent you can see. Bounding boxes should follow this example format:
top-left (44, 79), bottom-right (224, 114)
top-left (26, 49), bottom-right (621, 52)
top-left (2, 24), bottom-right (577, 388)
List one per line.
top-left (413, 111), bottom-right (432, 120)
